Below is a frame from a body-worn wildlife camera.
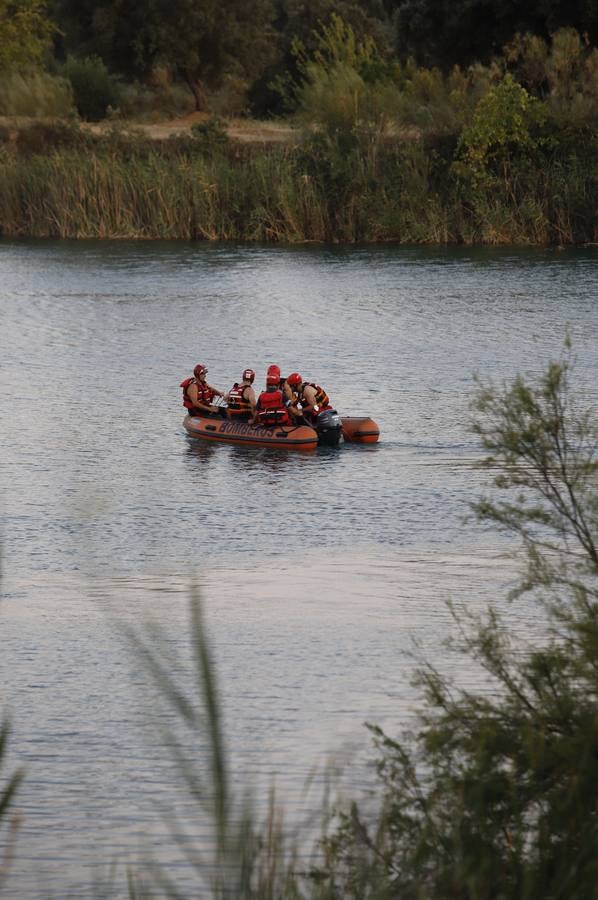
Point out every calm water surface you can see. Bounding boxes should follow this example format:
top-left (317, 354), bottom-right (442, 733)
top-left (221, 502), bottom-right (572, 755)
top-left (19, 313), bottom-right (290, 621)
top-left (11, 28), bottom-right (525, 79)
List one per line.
top-left (1, 240), bottom-right (597, 897)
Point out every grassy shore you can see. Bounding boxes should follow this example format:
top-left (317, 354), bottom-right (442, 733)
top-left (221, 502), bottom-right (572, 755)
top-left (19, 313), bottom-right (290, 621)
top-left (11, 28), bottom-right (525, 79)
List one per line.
top-left (0, 118), bottom-right (596, 244)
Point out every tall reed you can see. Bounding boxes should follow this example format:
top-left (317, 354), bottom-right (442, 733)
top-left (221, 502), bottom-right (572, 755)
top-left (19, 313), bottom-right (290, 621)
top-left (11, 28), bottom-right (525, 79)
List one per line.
top-left (0, 129), bottom-right (595, 244)
top-left (0, 722), bottom-right (23, 893)
top-left (125, 589), bottom-right (322, 899)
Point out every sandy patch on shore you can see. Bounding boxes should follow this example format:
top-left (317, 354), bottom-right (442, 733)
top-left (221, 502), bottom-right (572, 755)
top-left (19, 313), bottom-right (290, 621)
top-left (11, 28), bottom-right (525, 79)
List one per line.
top-left (0, 112), bottom-right (300, 144)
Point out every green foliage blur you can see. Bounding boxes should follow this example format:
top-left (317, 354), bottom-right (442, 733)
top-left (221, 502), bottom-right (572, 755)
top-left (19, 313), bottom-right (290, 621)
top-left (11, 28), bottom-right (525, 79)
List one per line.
top-left (0, 722), bottom-right (23, 889)
top-left (0, 0), bottom-right (55, 70)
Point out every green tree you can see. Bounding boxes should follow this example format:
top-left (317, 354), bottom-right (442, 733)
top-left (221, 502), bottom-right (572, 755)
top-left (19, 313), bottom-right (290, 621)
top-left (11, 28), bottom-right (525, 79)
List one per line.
top-left (296, 14), bottom-right (392, 132)
top-left (250, 0), bottom-right (393, 116)
top-left (318, 347), bottom-right (598, 899)
top-left (454, 73), bottom-right (544, 190)
top-left (0, 0), bottom-right (56, 70)
top-left (505, 28), bottom-right (598, 132)
top-left (62, 54), bottom-right (121, 119)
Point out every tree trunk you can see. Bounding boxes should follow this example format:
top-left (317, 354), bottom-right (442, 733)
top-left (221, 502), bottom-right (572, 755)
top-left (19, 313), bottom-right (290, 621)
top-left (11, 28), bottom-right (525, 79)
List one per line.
top-left (182, 69), bottom-right (207, 111)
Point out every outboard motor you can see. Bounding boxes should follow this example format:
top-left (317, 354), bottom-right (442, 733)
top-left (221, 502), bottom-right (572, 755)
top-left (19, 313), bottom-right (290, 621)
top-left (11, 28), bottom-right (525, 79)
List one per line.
top-left (313, 408), bottom-right (342, 447)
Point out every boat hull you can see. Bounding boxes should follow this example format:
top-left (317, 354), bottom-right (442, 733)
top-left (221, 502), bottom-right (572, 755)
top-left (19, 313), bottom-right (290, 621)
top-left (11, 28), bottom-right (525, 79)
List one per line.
top-left (183, 414), bottom-right (318, 451)
top-left (340, 416), bottom-right (380, 444)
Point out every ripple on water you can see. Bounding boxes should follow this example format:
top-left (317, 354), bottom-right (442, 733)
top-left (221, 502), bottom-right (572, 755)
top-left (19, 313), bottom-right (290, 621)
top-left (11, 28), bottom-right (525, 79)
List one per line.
top-left (1, 241), bottom-right (597, 896)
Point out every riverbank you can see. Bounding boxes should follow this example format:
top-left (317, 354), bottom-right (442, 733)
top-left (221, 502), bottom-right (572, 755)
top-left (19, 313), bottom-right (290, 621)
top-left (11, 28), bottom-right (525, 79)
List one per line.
top-left (0, 116), bottom-right (596, 244)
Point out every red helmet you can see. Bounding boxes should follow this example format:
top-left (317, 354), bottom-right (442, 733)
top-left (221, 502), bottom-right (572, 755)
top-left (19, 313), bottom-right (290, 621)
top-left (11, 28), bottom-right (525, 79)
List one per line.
top-left (266, 374), bottom-right (280, 386)
top-left (194, 363), bottom-right (207, 377)
top-left (287, 372), bottom-right (302, 387)
top-left (267, 364), bottom-right (281, 379)
top-left (242, 368), bottom-right (255, 383)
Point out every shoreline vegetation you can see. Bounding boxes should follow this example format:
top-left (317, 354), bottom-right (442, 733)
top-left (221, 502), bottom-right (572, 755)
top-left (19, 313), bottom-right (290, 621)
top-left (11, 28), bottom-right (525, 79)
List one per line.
top-left (0, 107), bottom-right (595, 245)
top-left (0, 18), bottom-right (597, 244)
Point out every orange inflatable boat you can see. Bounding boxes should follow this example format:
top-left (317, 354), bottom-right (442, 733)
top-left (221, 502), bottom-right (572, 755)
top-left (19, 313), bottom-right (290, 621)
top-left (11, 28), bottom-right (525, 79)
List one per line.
top-left (183, 414), bottom-right (319, 451)
top-left (183, 411), bottom-right (380, 451)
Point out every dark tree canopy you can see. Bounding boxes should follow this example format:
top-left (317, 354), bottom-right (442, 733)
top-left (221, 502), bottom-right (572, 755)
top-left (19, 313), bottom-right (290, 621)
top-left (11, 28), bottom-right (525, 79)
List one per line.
top-left (52, 0), bottom-right (277, 106)
top-left (393, 0), bottom-right (598, 69)
top-left (48, 0), bottom-right (598, 113)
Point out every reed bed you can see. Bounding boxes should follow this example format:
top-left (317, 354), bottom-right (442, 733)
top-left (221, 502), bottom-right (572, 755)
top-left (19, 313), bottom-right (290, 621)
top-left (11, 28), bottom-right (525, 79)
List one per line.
top-left (0, 131), bottom-right (595, 244)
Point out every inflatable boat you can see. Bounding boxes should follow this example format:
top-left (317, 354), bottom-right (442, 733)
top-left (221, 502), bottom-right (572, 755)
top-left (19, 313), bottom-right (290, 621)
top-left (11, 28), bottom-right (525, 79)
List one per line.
top-left (183, 411), bottom-right (380, 451)
top-left (183, 413), bottom-right (319, 450)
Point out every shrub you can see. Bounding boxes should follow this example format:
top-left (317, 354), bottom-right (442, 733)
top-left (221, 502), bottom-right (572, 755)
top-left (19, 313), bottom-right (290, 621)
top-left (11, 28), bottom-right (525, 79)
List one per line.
top-left (117, 80), bottom-right (194, 122)
top-left (14, 119), bottom-right (85, 155)
top-left (191, 116), bottom-right (231, 153)
top-left (454, 74), bottom-right (544, 190)
top-left (208, 75), bottom-right (250, 117)
top-left (62, 55), bottom-right (122, 121)
top-left (0, 70), bottom-right (74, 117)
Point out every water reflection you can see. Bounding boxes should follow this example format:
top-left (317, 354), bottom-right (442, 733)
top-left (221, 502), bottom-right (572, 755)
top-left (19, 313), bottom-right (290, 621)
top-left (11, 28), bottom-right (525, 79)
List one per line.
top-left (227, 444), bottom-right (295, 472)
top-left (184, 432), bottom-right (378, 471)
top-left (184, 436), bottom-right (221, 465)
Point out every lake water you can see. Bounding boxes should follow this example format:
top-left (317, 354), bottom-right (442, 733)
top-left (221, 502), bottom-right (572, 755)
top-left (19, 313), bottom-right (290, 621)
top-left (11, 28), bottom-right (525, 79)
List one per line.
top-left (1, 240), bottom-right (597, 897)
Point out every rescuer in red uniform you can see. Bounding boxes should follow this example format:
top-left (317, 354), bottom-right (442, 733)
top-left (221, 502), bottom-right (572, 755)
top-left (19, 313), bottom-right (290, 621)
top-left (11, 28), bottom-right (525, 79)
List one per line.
top-left (267, 364), bottom-right (300, 417)
top-left (226, 368), bottom-right (257, 422)
top-left (253, 373), bottom-right (291, 426)
top-left (286, 373), bottom-right (332, 423)
top-left (180, 364), bottom-right (225, 416)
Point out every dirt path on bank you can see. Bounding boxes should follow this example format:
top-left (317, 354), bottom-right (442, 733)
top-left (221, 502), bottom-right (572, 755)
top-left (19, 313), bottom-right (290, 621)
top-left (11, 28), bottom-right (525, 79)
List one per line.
top-left (129, 112), bottom-right (301, 143)
top-left (82, 113), bottom-right (300, 144)
top-left (0, 111), bottom-right (301, 145)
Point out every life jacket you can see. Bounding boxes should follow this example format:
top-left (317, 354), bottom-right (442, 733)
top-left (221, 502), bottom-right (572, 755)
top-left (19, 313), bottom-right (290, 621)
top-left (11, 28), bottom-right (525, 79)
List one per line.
top-left (180, 377), bottom-right (214, 410)
top-left (227, 382), bottom-right (253, 416)
top-left (301, 383), bottom-right (331, 411)
top-left (256, 389), bottom-right (290, 426)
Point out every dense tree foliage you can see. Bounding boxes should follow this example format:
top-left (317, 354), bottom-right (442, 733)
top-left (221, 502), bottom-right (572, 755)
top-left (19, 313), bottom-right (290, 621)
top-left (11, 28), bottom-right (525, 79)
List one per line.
top-left (42, 0), bottom-right (598, 114)
top-left (52, 0), bottom-right (278, 109)
top-left (250, 0), bottom-right (393, 114)
top-left (393, 0), bottom-right (598, 69)
top-left (0, 0), bottom-right (55, 70)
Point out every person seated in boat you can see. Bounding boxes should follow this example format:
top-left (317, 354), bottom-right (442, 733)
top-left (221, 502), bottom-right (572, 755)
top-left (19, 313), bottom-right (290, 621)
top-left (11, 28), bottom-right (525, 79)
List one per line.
top-left (266, 364), bottom-right (285, 394)
top-left (225, 369), bottom-right (256, 422)
top-left (181, 363), bottom-right (225, 417)
top-left (286, 373), bottom-right (332, 424)
top-left (252, 373), bottom-right (291, 427)
top-left (267, 364), bottom-right (301, 415)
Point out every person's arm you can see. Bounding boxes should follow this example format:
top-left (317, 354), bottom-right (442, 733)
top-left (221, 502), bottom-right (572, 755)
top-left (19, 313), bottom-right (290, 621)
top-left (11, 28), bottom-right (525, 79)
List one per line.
top-left (245, 386), bottom-right (257, 413)
top-left (188, 382), bottom-right (214, 413)
top-left (283, 383), bottom-right (301, 418)
top-left (207, 382), bottom-right (224, 399)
